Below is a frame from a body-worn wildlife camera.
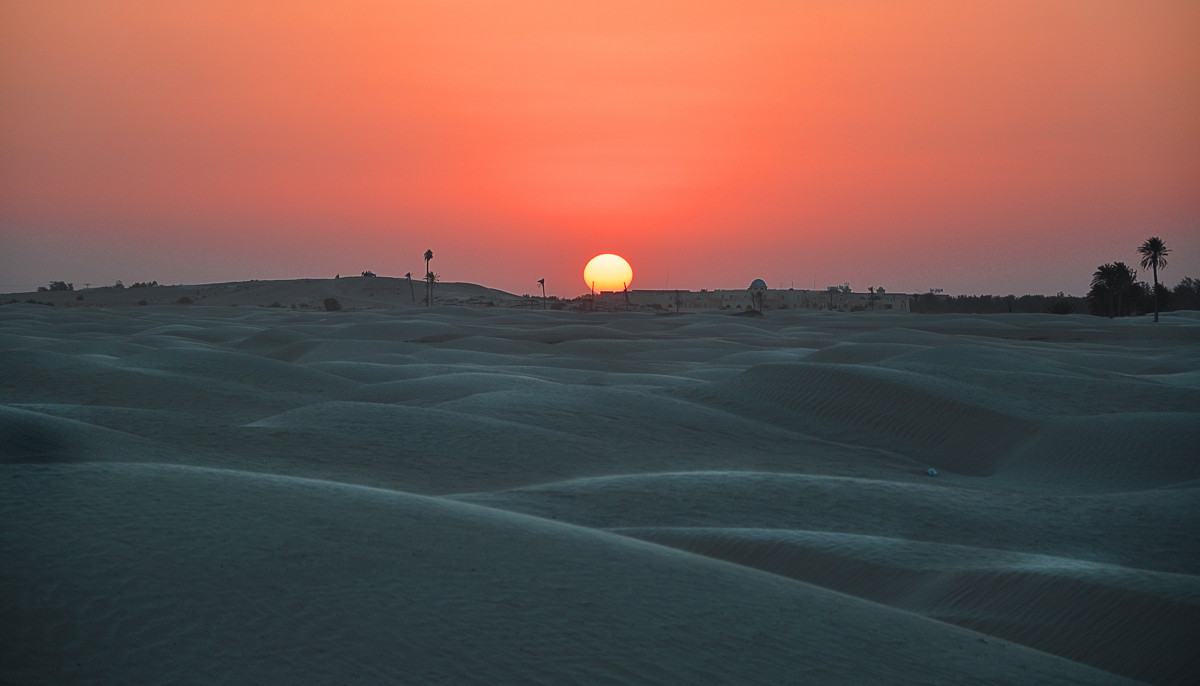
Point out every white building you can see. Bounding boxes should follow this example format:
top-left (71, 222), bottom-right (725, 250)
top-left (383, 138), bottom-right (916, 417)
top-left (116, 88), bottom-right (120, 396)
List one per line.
top-left (590, 282), bottom-right (909, 313)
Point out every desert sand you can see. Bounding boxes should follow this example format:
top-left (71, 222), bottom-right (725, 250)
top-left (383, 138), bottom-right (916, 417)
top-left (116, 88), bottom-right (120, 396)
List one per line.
top-left (2, 285), bottom-right (1198, 684)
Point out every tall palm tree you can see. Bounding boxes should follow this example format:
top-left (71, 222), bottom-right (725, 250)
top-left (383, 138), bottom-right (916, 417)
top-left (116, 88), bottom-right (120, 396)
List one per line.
top-left (1137, 236), bottom-right (1170, 322)
top-left (423, 249), bottom-right (434, 306)
top-left (405, 272), bottom-right (415, 302)
top-left (537, 278), bottom-right (546, 309)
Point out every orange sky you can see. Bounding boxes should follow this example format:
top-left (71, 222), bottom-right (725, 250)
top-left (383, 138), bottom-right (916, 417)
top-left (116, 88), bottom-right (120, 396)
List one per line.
top-left (2, 0), bottom-right (1198, 296)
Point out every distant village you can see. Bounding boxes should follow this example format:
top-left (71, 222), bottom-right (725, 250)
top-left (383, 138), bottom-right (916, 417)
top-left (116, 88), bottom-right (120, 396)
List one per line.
top-left (586, 280), bottom-right (909, 313)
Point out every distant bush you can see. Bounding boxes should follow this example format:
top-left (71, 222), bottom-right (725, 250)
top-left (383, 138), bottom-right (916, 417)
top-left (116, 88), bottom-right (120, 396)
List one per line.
top-left (361, 271), bottom-right (376, 278)
top-left (49, 281), bottom-right (74, 291)
top-left (112, 280), bottom-right (124, 289)
top-left (130, 281), bottom-right (159, 288)
top-left (911, 293), bottom-right (1089, 314)
top-left (1046, 300), bottom-right (1075, 315)
top-left (176, 296), bottom-right (193, 304)
top-left (1171, 277), bottom-right (1200, 311)
top-left (324, 297), bottom-right (342, 311)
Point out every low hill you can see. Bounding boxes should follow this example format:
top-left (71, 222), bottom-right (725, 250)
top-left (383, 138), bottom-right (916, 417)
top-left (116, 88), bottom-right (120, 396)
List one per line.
top-left (4, 277), bottom-right (534, 310)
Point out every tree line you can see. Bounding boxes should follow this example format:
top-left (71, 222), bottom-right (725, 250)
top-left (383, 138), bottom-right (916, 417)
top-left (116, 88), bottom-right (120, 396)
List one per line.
top-left (912, 236), bottom-right (1194, 317)
top-left (1086, 236), bottom-right (1174, 319)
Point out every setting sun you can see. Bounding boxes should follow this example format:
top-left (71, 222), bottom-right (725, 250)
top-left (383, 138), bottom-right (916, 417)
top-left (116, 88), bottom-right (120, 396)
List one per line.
top-left (584, 254), bottom-right (634, 293)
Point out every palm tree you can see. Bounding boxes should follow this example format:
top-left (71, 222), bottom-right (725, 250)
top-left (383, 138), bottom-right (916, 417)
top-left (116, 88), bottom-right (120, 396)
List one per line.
top-left (537, 278), bottom-right (546, 309)
top-left (1137, 236), bottom-right (1170, 322)
top-left (405, 272), bottom-right (415, 302)
top-left (1089, 262), bottom-right (1137, 318)
top-left (425, 271), bottom-right (438, 306)
top-left (423, 249), bottom-right (434, 306)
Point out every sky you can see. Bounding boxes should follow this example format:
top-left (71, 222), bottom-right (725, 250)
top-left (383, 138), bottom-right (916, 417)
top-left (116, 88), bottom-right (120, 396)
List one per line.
top-left (2, 0), bottom-right (1198, 297)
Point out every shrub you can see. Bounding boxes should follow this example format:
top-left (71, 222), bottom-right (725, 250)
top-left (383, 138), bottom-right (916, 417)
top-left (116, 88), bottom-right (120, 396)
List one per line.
top-left (1172, 277), bottom-right (1200, 311)
top-left (48, 281), bottom-right (73, 291)
top-left (324, 297), bottom-right (342, 311)
top-left (1046, 300), bottom-right (1075, 315)
top-left (361, 271), bottom-right (376, 278)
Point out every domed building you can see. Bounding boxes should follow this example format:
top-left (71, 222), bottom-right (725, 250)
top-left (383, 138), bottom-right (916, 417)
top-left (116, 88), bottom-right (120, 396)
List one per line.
top-left (748, 279), bottom-right (768, 312)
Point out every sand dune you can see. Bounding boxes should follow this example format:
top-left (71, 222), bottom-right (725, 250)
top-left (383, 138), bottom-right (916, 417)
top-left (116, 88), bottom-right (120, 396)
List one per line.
top-left (2, 295), bottom-right (1198, 684)
top-left (452, 471), bottom-right (1199, 573)
top-left (2, 463), bottom-right (1135, 685)
top-left (613, 527), bottom-right (1200, 685)
top-left (686, 362), bottom-right (1039, 475)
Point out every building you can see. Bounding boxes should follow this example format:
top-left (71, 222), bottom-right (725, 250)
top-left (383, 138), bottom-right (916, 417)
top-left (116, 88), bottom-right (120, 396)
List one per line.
top-left (590, 281), bottom-right (909, 313)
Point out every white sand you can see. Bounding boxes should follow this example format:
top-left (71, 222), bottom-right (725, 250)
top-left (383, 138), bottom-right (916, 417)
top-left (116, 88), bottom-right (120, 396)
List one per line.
top-left (2, 293), bottom-right (1198, 684)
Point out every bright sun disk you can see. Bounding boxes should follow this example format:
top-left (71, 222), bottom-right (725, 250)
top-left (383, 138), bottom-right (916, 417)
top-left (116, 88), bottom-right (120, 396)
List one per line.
top-left (584, 254), bottom-right (633, 292)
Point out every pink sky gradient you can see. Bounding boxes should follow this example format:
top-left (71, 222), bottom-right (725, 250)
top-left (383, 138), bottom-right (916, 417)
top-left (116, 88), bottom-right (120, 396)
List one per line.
top-left (2, 0), bottom-right (1198, 297)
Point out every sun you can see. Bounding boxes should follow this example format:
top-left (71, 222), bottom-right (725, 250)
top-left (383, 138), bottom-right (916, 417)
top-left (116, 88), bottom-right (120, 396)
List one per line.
top-left (583, 254), bottom-right (634, 293)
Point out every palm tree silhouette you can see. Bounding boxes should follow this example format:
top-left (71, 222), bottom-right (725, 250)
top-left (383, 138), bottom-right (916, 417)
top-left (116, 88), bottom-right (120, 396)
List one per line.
top-left (425, 271), bottom-right (438, 306)
top-left (423, 249), bottom-right (434, 306)
top-left (405, 272), bottom-right (415, 301)
top-left (1137, 237), bottom-right (1170, 322)
top-left (1089, 262), bottom-right (1137, 318)
top-left (537, 278), bottom-right (546, 309)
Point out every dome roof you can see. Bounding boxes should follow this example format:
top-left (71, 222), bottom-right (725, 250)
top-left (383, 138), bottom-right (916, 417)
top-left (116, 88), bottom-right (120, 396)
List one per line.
top-left (749, 279), bottom-right (768, 290)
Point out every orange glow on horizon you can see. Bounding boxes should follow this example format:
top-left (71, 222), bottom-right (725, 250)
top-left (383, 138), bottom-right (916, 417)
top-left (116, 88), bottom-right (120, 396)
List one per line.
top-left (1, 1), bottom-right (1197, 296)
